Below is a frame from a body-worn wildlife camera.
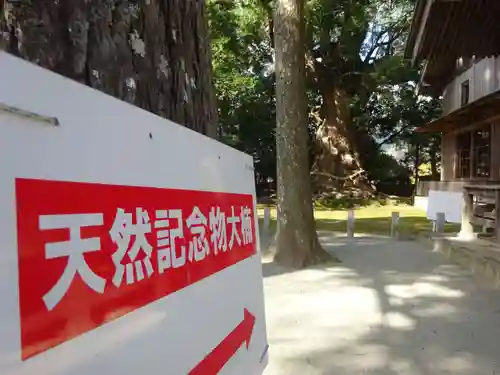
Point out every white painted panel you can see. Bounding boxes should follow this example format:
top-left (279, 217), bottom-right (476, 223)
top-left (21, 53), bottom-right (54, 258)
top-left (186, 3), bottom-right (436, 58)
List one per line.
top-left (443, 57), bottom-right (498, 115)
top-left (0, 52), bottom-right (268, 375)
top-left (495, 57), bottom-right (500, 91)
top-left (446, 76), bottom-right (458, 115)
top-left (473, 57), bottom-right (495, 100)
top-left (414, 196), bottom-right (428, 212)
top-left (473, 58), bottom-right (485, 100)
top-left (458, 66), bottom-right (474, 104)
top-left (427, 190), bottom-right (463, 224)
top-left (442, 85), bottom-right (454, 115)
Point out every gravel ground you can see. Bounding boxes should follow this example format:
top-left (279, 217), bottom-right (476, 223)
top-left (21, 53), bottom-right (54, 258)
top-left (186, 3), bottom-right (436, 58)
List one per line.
top-left (262, 233), bottom-right (500, 375)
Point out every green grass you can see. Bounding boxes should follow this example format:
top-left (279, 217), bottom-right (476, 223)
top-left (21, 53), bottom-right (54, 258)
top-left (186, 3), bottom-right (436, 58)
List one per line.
top-left (257, 201), bottom-right (461, 237)
top-left (313, 195), bottom-right (413, 210)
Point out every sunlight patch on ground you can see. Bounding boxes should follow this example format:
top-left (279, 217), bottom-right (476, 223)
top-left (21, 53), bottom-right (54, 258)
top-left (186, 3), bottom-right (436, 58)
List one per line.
top-left (386, 282), bottom-right (465, 300)
top-left (383, 311), bottom-right (415, 330)
top-left (264, 236), bottom-right (500, 375)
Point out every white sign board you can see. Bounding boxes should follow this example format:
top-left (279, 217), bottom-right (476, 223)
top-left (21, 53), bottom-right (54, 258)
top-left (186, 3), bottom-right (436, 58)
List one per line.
top-left (427, 190), bottom-right (463, 224)
top-left (0, 52), bottom-right (268, 375)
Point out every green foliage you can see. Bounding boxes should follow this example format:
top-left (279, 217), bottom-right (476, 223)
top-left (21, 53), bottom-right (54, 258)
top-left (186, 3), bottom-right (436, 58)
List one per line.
top-left (208, 0), bottom-right (276, 189)
top-left (208, 0), bottom-right (441, 197)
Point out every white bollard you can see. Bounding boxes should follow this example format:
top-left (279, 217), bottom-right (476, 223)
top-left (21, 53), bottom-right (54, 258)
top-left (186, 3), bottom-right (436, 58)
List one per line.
top-left (435, 212), bottom-right (445, 234)
top-left (391, 211), bottom-right (400, 239)
top-left (347, 209), bottom-right (355, 238)
top-left (263, 207), bottom-right (271, 235)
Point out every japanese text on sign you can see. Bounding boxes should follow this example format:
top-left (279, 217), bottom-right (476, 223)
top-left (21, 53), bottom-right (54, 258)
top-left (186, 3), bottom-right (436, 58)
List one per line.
top-left (16, 179), bottom-right (257, 360)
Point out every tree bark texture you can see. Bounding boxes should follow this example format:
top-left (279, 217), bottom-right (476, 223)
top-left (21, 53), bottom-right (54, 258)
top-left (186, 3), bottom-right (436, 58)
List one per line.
top-left (415, 143), bottom-right (420, 185)
top-left (312, 66), bottom-right (375, 198)
top-left (429, 139), bottom-right (440, 180)
top-left (273, 0), bottom-right (329, 268)
top-left (313, 86), bottom-right (374, 198)
top-left (0, 0), bottom-right (218, 138)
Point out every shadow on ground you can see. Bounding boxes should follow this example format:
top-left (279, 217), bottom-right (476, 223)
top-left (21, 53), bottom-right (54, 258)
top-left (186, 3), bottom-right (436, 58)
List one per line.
top-left (263, 234), bottom-right (500, 375)
top-left (260, 232), bottom-right (340, 279)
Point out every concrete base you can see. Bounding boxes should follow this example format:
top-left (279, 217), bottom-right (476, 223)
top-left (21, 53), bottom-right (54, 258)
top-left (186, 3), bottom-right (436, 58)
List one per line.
top-left (416, 233), bottom-right (500, 289)
top-left (457, 231), bottom-right (478, 241)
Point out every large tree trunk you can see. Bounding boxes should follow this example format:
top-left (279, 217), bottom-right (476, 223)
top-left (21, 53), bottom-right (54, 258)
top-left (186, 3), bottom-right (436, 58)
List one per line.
top-left (0, 0), bottom-right (217, 137)
top-left (414, 143), bottom-right (420, 185)
top-left (273, 0), bottom-right (329, 268)
top-left (429, 140), bottom-right (440, 180)
top-left (312, 86), bottom-right (375, 198)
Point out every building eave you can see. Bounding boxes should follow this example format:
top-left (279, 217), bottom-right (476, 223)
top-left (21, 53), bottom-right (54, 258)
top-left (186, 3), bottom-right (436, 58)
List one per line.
top-left (416, 90), bottom-right (500, 134)
top-left (404, 0), bottom-right (428, 61)
top-left (405, 0), bottom-right (500, 93)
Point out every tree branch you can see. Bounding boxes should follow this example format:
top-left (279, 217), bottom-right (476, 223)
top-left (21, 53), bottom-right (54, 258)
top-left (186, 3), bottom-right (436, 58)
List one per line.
top-left (363, 31), bottom-right (387, 63)
top-left (363, 22), bottom-right (405, 63)
top-left (259, 0), bottom-right (275, 48)
top-left (374, 122), bottom-right (414, 151)
top-left (311, 169), bottom-right (366, 181)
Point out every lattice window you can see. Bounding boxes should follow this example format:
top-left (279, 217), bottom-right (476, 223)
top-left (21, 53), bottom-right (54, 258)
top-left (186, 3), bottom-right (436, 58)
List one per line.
top-left (472, 125), bottom-right (491, 177)
top-left (455, 124), bottom-right (491, 178)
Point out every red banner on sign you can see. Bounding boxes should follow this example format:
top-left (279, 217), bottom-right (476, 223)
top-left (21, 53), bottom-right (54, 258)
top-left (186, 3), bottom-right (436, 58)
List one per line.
top-left (15, 178), bottom-right (256, 360)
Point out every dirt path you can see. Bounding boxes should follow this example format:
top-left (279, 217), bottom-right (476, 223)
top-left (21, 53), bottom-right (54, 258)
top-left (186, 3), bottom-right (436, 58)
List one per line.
top-left (262, 233), bottom-right (500, 375)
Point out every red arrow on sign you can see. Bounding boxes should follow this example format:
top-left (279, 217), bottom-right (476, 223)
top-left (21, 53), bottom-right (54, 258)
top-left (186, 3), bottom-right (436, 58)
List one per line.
top-left (188, 308), bottom-right (256, 375)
